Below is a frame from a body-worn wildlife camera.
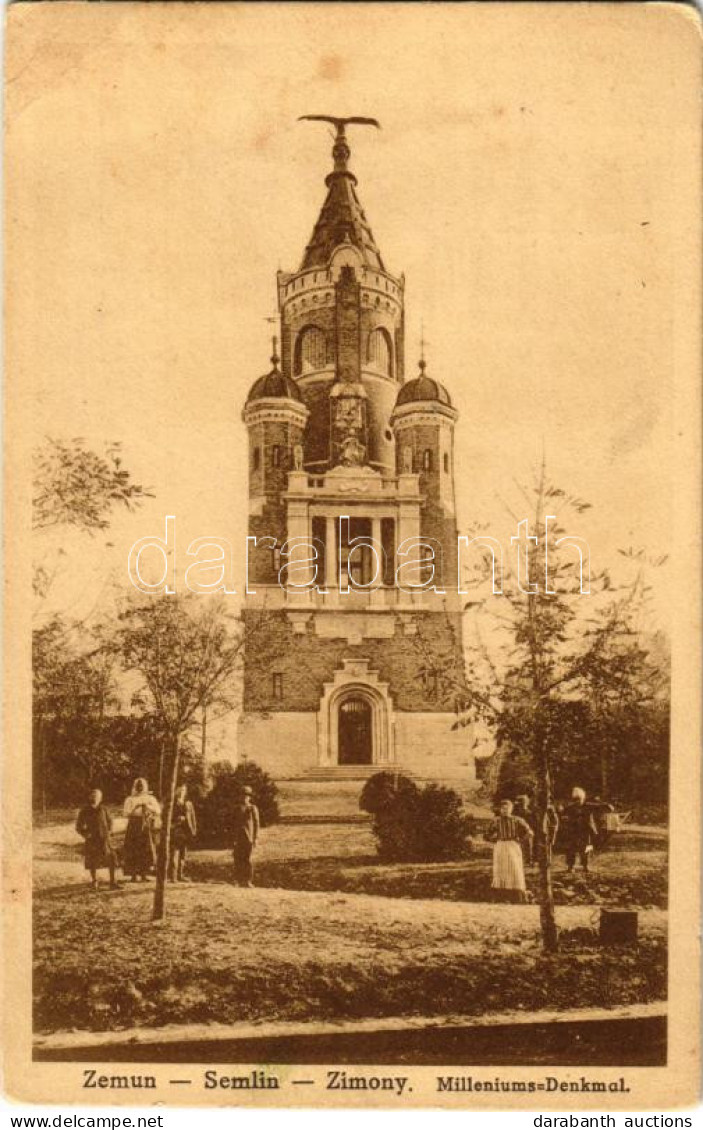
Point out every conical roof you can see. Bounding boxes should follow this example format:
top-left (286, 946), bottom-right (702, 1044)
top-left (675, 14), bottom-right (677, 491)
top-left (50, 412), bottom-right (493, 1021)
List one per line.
top-left (301, 128), bottom-right (384, 271)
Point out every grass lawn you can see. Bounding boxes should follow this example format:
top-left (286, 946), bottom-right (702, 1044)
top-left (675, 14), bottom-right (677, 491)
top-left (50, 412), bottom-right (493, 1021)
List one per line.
top-left (35, 813), bottom-right (667, 907)
top-left (187, 839), bottom-right (667, 910)
top-left (34, 883), bottom-right (667, 1035)
top-left (34, 817), bottom-right (667, 1035)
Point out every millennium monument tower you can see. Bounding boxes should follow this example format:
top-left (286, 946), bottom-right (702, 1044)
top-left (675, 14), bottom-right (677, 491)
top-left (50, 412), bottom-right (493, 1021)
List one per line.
top-left (239, 118), bottom-right (473, 787)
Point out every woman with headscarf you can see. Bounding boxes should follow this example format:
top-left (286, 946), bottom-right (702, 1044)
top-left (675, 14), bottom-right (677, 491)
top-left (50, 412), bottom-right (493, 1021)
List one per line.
top-left (487, 798), bottom-right (533, 903)
top-left (123, 777), bottom-right (161, 882)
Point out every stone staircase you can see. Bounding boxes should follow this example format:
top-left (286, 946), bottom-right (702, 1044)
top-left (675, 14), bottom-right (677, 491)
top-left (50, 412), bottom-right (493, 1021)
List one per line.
top-left (276, 772), bottom-right (396, 823)
top-left (301, 765), bottom-right (416, 783)
top-left (276, 769), bottom-right (479, 823)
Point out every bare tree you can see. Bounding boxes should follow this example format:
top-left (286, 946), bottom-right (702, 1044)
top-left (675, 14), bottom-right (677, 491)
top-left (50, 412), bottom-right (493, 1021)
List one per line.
top-left (32, 436), bottom-right (152, 620)
top-left (411, 465), bottom-right (665, 952)
top-left (33, 437), bottom-right (150, 533)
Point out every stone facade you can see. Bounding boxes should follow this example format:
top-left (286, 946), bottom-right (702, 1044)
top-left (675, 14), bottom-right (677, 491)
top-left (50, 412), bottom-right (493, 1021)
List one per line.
top-left (239, 123), bottom-right (474, 786)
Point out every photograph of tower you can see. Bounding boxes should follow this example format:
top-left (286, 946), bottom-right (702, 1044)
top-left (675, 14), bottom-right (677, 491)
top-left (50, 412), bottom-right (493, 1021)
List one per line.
top-left (240, 119), bottom-right (471, 785)
top-left (6, 1), bottom-right (698, 1108)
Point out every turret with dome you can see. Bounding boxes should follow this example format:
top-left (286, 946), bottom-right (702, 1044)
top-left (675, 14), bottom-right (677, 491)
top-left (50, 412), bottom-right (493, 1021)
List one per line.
top-left (246, 348), bottom-right (304, 404)
top-left (395, 359), bottom-right (453, 409)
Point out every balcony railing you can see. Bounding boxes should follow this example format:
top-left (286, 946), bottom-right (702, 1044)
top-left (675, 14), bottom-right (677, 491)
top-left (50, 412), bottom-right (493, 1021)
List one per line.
top-left (245, 584), bottom-right (445, 611)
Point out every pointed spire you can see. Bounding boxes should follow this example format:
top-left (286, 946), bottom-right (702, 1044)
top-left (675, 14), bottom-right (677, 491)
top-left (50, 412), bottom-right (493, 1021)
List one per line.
top-left (263, 312), bottom-right (281, 370)
top-left (297, 115), bottom-right (384, 271)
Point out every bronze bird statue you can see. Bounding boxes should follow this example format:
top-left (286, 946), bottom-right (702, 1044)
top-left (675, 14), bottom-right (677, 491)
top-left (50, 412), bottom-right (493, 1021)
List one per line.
top-left (298, 115), bottom-right (381, 138)
top-left (299, 116), bottom-right (381, 172)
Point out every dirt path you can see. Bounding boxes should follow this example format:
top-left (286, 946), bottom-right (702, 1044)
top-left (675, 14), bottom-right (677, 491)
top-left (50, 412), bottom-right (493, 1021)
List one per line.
top-left (34, 820), bottom-right (667, 1036)
top-left (34, 815), bottom-right (377, 889)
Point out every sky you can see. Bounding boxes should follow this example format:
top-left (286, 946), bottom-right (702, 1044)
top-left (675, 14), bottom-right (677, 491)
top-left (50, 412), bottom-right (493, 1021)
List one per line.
top-left (9, 2), bottom-right (700, 633)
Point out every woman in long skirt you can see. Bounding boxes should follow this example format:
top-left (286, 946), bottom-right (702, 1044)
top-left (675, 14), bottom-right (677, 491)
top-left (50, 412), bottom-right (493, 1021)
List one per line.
top-left (488, 799), bottom-right (533, 903)
top-left (123, 777), bottom-right (161, 882)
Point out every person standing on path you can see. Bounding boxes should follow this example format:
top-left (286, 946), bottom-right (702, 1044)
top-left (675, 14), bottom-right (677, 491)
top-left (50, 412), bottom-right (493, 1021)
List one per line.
top-left (487, 799), bottom-right (533, 903)
top-left (123, 777), bottom-right (161, 882)
top-left (75, 788), bottom-right (121, 891)
top-left (231, 785), bottom-right (260, 888)
top-left (513, 794), bottom-right (535, 864)
top-left (588, 794), bottom-right (616, 848)
top-left (562, 786), bottom-right (599, 874)
top-left (169, 784), bottom-right (198, 882)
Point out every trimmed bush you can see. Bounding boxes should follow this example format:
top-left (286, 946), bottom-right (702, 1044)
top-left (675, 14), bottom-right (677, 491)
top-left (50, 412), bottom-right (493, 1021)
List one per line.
top-left (197, 760), bottom-right (280, 847)
top-left (359, 771), bottom-right (419, 816)
top-left (367, 777), bottom-right (473, 863)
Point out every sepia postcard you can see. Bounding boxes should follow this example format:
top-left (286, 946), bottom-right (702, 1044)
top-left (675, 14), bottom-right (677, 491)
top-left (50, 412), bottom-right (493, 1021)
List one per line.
top-left (3, 0), bottom-right (701, 1111)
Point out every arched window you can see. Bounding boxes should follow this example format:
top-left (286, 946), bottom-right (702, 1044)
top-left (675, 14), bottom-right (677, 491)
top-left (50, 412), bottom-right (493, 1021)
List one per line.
top-left (252, 446), bottom-right (261, 471)
top-left (294, 325), bottom-right (327, 375)
top-left (423, 449), bottom-right (433, 472)
top-left (443, 453), bottom-right (449, 474)
top-left (367, 327), bottom-right (393, 376)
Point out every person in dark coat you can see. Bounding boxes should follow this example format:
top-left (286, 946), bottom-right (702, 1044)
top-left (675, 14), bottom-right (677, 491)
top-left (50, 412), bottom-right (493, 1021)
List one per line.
top-left (515, 794), bottom-right (560, 868)
top-left (169, 784), bottom-right (197, 882)
top-left (231, 785), bottom-right (260, 888)
top-left (562, 786), bottom-right (599, 873)
top-left (512, 794), bottom-right (534, 863)
top-left (75, 789), bottom-right (120, 890)
top-left (588, 795), bottom-right (616, 847)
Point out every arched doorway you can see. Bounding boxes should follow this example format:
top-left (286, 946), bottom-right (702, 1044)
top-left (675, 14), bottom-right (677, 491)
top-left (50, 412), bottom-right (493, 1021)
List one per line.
top-left (337, 696), bottom-right (373, 765)
top-left (317, 660), bottom-right (395, 768)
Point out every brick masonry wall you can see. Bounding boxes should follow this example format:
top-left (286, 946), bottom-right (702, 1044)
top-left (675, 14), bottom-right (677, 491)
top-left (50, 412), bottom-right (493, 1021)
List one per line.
top-left (279, 264), bottom-right (403, 470)
top-left (394, 420), bottom-right (459, 589)
top-left (247, 505), bottom-right (286, 584)
top-left (362, 371), bottom-right (398, 470)
top-left (247, 418), bottom-right (304, 584)
top-left (335, 266), bottom-right (361, 384)
top-left (395, 306), bottom-right (405, 382)
top-left (299, 376), bottom-right (334, 466)
top-left (281, 303), bottom-right (336, 379)
top-left (242, 608), bottom-right (466, 714)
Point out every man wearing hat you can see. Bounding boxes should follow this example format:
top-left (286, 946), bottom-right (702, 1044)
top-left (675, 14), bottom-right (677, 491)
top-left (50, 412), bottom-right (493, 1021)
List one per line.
top-left (231, 785), bottom-right (260, 888)
top-left (512, 794), bottom-right (535, 865)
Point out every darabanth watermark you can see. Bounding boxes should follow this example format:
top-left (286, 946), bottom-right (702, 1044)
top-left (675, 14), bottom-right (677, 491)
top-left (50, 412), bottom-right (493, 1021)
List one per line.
top-left (126, 515), bottom-right (591, 597)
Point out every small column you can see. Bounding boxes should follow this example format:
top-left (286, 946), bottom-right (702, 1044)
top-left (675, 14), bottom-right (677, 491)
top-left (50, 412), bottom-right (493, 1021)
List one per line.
top-left (371, 516), bottom-right (383, 589)
top-left (397, 502), bottom-right (423, 602)
top-left (286, 502), bottom-right (314, 590)
top-left (325, 515), bottom-right (337, 592)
